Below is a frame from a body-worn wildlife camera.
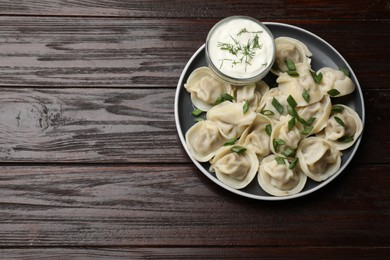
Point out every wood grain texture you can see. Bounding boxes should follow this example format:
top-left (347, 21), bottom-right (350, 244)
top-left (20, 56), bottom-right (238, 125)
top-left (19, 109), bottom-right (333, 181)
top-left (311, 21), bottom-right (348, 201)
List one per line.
top-left (0, 164), bottom-right (388, 247)
top-left (0, 88), bottom-right (187, 163)
top-left (0, 88), bottom-right (385, 164)
top-left (0, 17), bottom-right (388, 88)
top-left (0, 0), bottom-right (389, 19)
top-left (1, 247), bottom-right (389, 259)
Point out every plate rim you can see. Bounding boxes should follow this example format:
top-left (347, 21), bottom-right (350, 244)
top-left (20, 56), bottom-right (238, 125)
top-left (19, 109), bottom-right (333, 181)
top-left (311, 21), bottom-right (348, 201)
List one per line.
top-left (174, 22), bottom-right (365, 201)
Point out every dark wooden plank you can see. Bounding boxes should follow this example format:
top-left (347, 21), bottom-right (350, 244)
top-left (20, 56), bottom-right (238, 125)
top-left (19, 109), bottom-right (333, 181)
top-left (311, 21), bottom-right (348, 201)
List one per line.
top-left (0, 88), bottom-right (386, 164)
top-left (0, 247), bottom-right (389, 259)
top-left (0, 164), bottom-right (388, 247)
top-left (0, 0), bottom-right (388, 19)
top-left (0, 17), bottom-right (388, 88)
top-left (0, 88), bottom-right (186, 163)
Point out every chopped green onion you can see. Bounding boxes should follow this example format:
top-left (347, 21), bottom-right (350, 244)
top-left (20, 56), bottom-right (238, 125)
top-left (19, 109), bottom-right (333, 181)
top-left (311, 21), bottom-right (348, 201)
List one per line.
top-left (272, 97), bottom-right (284, 114)
top-left (282, 148), bottom-right (296, 157)
top-left (243, 100), bottom-right (249, 114)
top-left (310, 71), bottom-right (323, 84)
top-left (261, 109), bottom-right (275, 116)
top-left (223, 137), bottom-right (237, 146)
top-left (327, 89), bottom-right (341, 97)
top-left (302, 89), bottom-right (310, 103)
top-left (337, 135), bottom-right (354, 143)
top-left (305, 117), bottom-right (316, 126)
top-left (191, 108), bottom-right (204, 117)
top-left (215, 93), bottom-right (234, 105)
top-left (265, 124), bottom-right (272, 137)
top-left (287, 70), bottom-right (300, 77)
top-left (334, 116), bottom-right (345, 127)
top-left (231, 145), bottom-right (247, 154)
top-left (273, 138), bottom-right (285, 152)
top-left (194, 117), bottom-right (204, 122)
top-left (287, 95), bottom-right (297, 108)
top-left (339, 67), bottom-right (350, 77)
top-left (285, 59), bottom-right (297, 71)
top-left (288, 116), bottom-right (296, 131)
top-left (331, 105), bottom-right (345, 114)
top-left (289, 158), bottom-right (299, 169)
top-left (275, 156), bottom-right (286, 165)
top-left (302, 125), bottom-right (313, 135)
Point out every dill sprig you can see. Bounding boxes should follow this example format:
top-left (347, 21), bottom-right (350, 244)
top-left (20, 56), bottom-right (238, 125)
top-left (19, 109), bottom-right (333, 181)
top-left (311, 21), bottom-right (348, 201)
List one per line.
top-left (217, 27), bottom-right (264, 72)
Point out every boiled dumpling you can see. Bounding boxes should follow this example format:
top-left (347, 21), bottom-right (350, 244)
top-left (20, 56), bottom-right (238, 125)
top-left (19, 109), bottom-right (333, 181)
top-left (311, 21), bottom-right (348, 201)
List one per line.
top-left (258, 88), bottom-right (288, 122)
top-left (318, 67), bottom-right (355, 97)
top-left (297, 137), bottom-right (341, 182)
top-left (258, 155), bottom-right (307, 196)
top-left (277, 63), bottom-right (324, 107)
top-left (270, 115), bottom-right (303, 157)
top-left (210, 146), bottom-right (258, 189)
top-left (238, 114), bottom-right (273, 159)
top-left (271, 37), bottom-right (312, 75)
top-left (296, 95), bottom-right (332, 135)
top-left (185, 120), bottom-right (228, 162)
top-left (317, 104), bottom-right (363, 150)
top-left (233, 80), bottom-right (269, 112)
top-left (207, 101), bottom-right (256, 139)
top-left (184, 66), bottom-right (232, 111)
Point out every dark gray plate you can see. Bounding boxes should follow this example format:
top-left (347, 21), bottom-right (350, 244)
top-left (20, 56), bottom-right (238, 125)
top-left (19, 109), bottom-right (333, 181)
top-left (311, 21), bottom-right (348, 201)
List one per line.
top-left (174, 22), bottom-right (365, 200)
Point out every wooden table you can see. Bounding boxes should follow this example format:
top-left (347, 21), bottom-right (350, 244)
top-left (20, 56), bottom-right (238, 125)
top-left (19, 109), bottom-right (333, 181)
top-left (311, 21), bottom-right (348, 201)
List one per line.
top-left (0, 1), bottom-right (389, 258)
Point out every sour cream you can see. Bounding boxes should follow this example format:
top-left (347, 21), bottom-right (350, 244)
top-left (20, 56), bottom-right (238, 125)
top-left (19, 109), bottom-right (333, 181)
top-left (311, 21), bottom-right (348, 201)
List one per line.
top-left (206, 16), bottom-right (275, 85)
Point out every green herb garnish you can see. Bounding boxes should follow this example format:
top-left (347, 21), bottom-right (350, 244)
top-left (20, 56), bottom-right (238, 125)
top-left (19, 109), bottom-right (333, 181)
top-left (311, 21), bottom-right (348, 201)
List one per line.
top-left (282, 148), bottom-right (296, 157)
top-left (265, 124), bottom-right (272, 137)
top-left (288, 116), bottom-right (296, 131)
top-left (310, 70), bottom-right (323, 84)
top-left (224, 137), bottom-right (237, 146)
top-left (217, 28), bottom-right (264, 72)
top-left (275, 157), bottom-right (286, 165)
top-left (302, 89), bottom-right (310, 103)
top-left (301, 125), bottom-right (313, 135)
top-left (337, 135), bottom-right (354, 143)
top-left (215, 93), bottom-right (234, 105)
top-left (243, 100), bottom-right (249, 114)
top-left (231, 145), bottom-right (247, 154)
top-left (334, 116), bottom-right (345, 127)
top-left (261, 109), bottom-right (275, 116)
top-left (191, 108), bottom-right (204, 117)
top-left (287, 95), bottom-right (297, 108)
top-left (289, 158), bottom-right (299, 169)
top-left (327, 89), bottom-right (341, 97)
top-left (331, 105), bottom-right (345, 114)
top-left (285, 59), bottom-right (297, 71)
top-left (273, 138), bottom-right (286, 152)
top-left (339, 67), bottom-right (350, 77)
top-left (287, 70), bottom-right (300, 77)
top-left (272, 97), bottom-right (284, 114)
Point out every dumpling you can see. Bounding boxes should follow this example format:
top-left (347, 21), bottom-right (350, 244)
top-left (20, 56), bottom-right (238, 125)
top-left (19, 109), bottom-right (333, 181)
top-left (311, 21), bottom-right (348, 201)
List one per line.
top-left (185, 120), bottom-right (227, 162)
top-left (207, 101), bottom-right (256, 139)
top-left (277, 63), bottom-right (324, 107)
top-left (258, 88), bottom-right (288, 122)
top-left (238, 114), bottom-right (273, 159)
top-left (297, 137), bottom-right (341, 182)
top-left (210, 145), bottom-right (258, 189)
top-left (184, 66), bottom-right (232, 111)
top-left (296, 95), bottom-right (332, 135)
top-left (318, 67), bottom-right (355, 97)
top-left (271, 37), bottom-right (312, 75)
top-left (317, 104), bottom-right (363, 150)
top-left (270, 115), bottom-right (303, 157)
top-left (233, 80), bottom-right (269, 112)
top-left (258, 155), bottom-right (307, 196)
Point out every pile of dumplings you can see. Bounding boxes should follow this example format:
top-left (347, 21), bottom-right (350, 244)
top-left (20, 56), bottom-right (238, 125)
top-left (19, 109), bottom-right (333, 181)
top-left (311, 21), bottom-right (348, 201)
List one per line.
top-left (184, 36), bottom-right (363, 197)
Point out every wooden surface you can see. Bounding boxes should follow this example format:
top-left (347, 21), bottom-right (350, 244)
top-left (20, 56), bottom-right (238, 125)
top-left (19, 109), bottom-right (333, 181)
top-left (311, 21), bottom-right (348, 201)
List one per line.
top-left (0, 1), bottom-right (389, 259)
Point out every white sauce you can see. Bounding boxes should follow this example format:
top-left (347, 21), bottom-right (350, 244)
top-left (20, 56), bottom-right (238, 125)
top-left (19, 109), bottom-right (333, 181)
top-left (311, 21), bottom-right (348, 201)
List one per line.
top-left (207, 18), bottom-right (274, 79)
